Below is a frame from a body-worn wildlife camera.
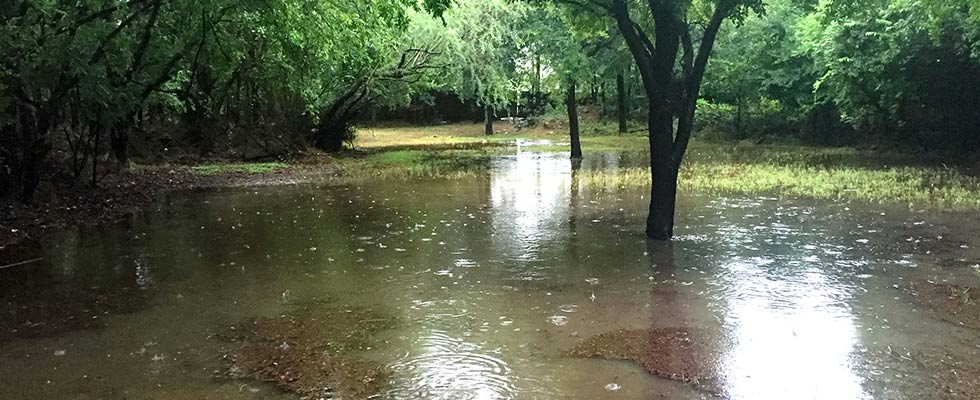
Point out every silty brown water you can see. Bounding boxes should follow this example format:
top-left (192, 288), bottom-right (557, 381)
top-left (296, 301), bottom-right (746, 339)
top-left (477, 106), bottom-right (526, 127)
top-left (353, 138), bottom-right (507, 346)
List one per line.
top-left (1, 151), bottom-right (979, 399)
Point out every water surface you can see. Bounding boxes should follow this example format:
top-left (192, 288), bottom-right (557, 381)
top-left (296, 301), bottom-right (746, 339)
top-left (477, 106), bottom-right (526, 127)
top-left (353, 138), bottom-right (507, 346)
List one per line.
top-left (2, 151), bottom-right (979, 399)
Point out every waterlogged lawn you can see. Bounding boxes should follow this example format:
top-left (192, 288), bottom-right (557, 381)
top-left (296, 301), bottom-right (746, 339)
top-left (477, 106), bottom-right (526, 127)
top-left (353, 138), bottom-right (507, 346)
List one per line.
top-left (337, 127), bottom-right (980, 209)
top-left (572, 163), bottom-right (980, 209)
top-left (332, 150), bottom-right (494, 180)
top-left (132, 126), bottom-right (980, 209)
top-left (187, 162), bottom-right (289, 175)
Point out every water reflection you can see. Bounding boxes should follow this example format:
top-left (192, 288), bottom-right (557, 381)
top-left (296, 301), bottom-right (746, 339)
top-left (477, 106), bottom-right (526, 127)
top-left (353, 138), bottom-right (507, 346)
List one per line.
top-left (692, 198), bottom-right (866, 398)
top-left (490, 151), bottom-right (573, 263)
top-left (388, 332), bottom-right (515, 399)
top-left (717, 256), bottom-right (864, 399)
top-left (1, 151), bottom-right (976, 399)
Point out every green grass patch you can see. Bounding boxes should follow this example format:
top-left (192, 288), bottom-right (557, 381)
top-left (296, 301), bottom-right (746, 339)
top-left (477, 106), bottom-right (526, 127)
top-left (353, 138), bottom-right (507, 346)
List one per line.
top-left (574, 163), bottom-right (980, 209)
top-left (331, 149), bottom-right (498, 181)
top-left (187, 162), bottom-right (288, 175)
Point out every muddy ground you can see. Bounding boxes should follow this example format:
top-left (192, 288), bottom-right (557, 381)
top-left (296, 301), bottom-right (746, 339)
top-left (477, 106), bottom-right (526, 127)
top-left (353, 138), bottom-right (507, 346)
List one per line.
top-left (213, 299), bottom-right (396, 399)
top-left (905, 280), bottom-right (980, 330)
top-left (569, 327), bottom-right (726, 395)
top-left (857, 346), bottom-right (980, 400)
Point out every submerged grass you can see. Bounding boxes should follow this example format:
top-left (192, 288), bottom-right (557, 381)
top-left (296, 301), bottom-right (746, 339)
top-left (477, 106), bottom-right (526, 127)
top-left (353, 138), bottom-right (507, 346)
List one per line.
top-left (573, 162), bottom-right (980, 209)
top-left (132, 124), bottom-right (980, 210)
top-left (187, 162), bottom-right (289, 175)
top-left (214, 298), bottom-right (396, 399)
top-left (331, 149), bottom-right (497, 181)
top-left (336, 128), bottom-right (980, 210)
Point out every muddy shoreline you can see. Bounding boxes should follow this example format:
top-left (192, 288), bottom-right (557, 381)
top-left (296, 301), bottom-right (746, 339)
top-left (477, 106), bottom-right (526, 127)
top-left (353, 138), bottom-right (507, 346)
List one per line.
top-left (0, 159), bottom-right (335, 265)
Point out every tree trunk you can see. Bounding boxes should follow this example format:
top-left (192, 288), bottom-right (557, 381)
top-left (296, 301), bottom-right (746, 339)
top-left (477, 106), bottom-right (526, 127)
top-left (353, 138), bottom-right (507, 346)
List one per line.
top-left (91, 124), bottom-right (102, 187)
top-left (645, 106), bottom-right (678, 240)
top-left (735, 93), bottom-right (744, 139)
top-left (533, 53), bottom-right (541, 96)
top-left (617, 72), bottom-right (628, 134)
top-left (16, 107), bottom-right (50, 204)
top-left (484, 106), bottom-right (493, 136)
top-left (110, 123), bottom-right (129, 165)
top-left (610, 0), bottom-right (730, 240)
top-left (567, 81), bottom-right (582, 159)
top-left (646, 164), bottom-right (678, 240)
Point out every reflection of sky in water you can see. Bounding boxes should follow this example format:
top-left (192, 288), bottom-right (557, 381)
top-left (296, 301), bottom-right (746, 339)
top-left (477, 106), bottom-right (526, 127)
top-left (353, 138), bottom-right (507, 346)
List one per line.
top-left (490, 151), bottom-right (572, 263)
top-left (701, 199), bottom-right (868, 399)
top-left (719, 257), bottom-right (865, 399)
top-left (20, 151), bottom-right (968, 400)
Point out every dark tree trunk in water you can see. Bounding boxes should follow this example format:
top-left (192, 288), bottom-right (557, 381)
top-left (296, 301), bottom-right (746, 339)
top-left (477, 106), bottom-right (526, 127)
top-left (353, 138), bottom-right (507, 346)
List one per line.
top-left (484, 106), bottom-right (493, 136)
top-left (645, 105), bottom-right (679, 240)
top-left (611, 0), bottom-right (728, 240)
top-left (617, 72), bottom-right (628, 134)
top-left (567, 81), bottom-right (582, 159)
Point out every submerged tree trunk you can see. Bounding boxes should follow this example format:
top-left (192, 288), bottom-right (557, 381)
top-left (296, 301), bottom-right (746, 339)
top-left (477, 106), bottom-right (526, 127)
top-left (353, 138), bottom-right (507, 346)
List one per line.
top-left (611, 0), bottom-right (728, 240)
top-left (484, 106), bottom-right (493, 136)
top-left (645, 102), bottom-right (679, 240)
top-left (567, 81), bottom-right (582, 159)
top-left (617, 72), bottom-right (628, 134)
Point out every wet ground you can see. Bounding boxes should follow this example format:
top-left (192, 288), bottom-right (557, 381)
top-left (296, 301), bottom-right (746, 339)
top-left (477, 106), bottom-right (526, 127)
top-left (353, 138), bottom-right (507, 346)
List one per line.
top-left (1, 151), bottom-right (979, 399)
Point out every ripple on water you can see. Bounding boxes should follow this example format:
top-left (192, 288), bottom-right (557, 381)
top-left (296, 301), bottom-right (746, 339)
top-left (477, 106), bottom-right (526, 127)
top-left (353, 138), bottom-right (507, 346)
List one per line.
top-left (387, 332), bottom-right (515, 399)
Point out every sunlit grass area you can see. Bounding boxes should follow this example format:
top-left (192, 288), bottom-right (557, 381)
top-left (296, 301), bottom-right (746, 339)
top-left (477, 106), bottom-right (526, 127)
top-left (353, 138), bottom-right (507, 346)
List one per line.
top-left (355, 122), bottom-right (648, 150)
top-left (336, 124), bottom-right (980, 209)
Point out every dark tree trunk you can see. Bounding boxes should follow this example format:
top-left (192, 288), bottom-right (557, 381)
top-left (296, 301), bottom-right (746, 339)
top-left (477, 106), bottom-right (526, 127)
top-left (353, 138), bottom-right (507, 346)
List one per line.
top-left (484, 106), bottom-right (493, 136)
top-left (567, 81), bottom-right (582, 159)
top-left (645, 101), bottom-right (678, 240)
top-left (91, 124), bottom-right (102, 187)
top-left (735, 94), bottom-right (744, 139)
top-left (617, 72), bottom-right (628, 134)
top-left (110, 123), bottom-right (129, 165)
top-left (16, 106), bottom-right (51, 203)
top-left (313, 85), bottom-right (368, 152)
top-left (590, 76), bottom-right (598, 104)
top-left (611, 0), bottom-right (729, 240)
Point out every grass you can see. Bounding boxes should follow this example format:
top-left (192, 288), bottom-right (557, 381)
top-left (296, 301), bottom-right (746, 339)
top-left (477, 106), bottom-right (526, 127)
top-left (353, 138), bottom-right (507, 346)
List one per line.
top-left (331, 149), bottom-right (497, 181)
top-left (186, 162), bottom-right (289, 175)
top-left (137, 123), bottom-right (980, 210)
top-left (572, 162), bottom-right (980, 209)
top-left (339, 123), bottom-right (980, 210)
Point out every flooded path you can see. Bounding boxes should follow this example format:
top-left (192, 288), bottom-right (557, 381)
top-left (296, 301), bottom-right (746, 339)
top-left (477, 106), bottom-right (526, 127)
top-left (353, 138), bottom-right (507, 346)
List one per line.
top-left (2, 151), bottom-right (979, 399)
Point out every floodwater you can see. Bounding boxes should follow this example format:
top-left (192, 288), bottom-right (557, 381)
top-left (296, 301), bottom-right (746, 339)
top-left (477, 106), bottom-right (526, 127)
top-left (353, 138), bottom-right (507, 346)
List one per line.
top-left (2, 151), bottom-right (979, 400)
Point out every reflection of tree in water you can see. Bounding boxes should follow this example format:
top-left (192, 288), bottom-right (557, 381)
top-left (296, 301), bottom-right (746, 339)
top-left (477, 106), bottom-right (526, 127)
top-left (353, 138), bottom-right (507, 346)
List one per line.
top-left (567, 241), bottom-right (729, 395)
top-left (0, 227), bottom-right (152, 343)
top-left (569, 158), bottom-right (582, 264)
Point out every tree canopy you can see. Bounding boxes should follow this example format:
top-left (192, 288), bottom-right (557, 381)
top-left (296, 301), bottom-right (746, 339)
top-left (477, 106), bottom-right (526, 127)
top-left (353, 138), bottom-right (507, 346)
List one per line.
top-left (3, 0), bottom-right (979, 238)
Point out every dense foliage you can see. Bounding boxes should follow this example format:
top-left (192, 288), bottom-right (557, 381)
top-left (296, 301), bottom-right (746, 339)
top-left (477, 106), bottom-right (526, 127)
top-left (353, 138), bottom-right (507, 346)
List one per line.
top-left (0, 0), bottom-right (450, 200)
top-left (2, 0), bottom-right (979, 203)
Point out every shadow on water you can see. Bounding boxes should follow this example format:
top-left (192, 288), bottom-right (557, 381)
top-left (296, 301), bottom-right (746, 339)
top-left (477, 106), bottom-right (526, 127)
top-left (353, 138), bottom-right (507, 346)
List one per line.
top-left (1, 149), bottom-right (979, 399)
